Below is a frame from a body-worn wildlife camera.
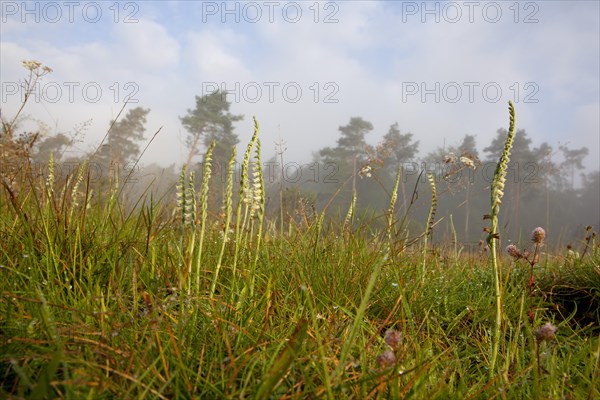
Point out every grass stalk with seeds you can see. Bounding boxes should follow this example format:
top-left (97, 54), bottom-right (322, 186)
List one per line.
top-left (422, 171), bottom-right (437, 281)
top-left (387, 169), bottom-right (401, 257)
top-left (250, 130), bottom-right (266, 297)
top-left (185, 170), bottom-right (197, 294)
top-left (195, 140), bottom-right (215, 294)
top-left (211, 147), bottom-right (236, 299)
top-left (487, 100), bottom-right (516, 379)
top-left (343, 191), bottom-right (357, 232)
top-left (233, 118), bottom-right (260, 283)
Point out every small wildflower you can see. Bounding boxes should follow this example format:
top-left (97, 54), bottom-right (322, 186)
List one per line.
top-left (218, 227), bottom-right (233, 243)
top-left (376, 349), bottom-right (396, 368)
top-left (506, 244), bottom-right (522, 259)
top-left (444, 153), bottom-right (456, 164)
top-left (22, 60), bottom-right (42, 71)
top-left (460, 155), bottom-right (476, 168)
top-left (359, 164), bottom-right (372, 178)
top-left (566, 245), bottom-right (579, 261)
top-left (460, 152), bottom-right (480, 169)
top-left (531, 227), bottom-right (546, 245)
top-left (534, 322), bottom-right (557, 342)
top-left (384, 329), bottom-right (402, 351)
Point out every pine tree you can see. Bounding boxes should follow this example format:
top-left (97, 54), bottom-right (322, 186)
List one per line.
top-left (97, 107), bottom-right (150, 167)
top-left (180, 90), bottom-right (243, 170)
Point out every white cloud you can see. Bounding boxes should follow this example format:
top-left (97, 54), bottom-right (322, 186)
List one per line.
top-left (185, 29), bottom-right (251, 80)
top-left (114, 19), bottom-right (180, 71)
top-left (1, 1), bottom-right (597, 172)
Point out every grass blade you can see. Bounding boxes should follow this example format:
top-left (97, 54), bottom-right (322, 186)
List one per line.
top-left (255, 319), bottom-right (308, 400)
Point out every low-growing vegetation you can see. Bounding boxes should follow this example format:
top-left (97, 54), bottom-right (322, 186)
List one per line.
top-left (1, 63), bottom-right (599, 399)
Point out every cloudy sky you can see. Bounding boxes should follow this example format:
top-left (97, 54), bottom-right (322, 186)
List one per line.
top-left (1, 1), bottom-right (599, 172)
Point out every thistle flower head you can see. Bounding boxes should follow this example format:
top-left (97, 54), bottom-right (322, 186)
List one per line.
top-left (534, 322), bottom-right (557, 342)
top-left (531, 227), bottom-right (546, 245)
top-left (506, 244), bottom-right (522, 259)
top-left (376, 349), bottom-right (396, 368)
top-left (384, 329), bottom-right (402, 351)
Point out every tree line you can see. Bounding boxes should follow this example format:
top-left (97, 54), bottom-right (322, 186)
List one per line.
top-left (2, 87), bottom-right (597, 248)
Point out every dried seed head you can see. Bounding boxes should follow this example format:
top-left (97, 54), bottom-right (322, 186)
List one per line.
top-left (376, 349), bottom-right (396, 368)
top-left (534, 322), bottom-right (557, 342)
top-left (506, 244), bottom-right (522, 259)
top-left (460, 155), bottom-right (477, 168)
top-left (531, 227), bottom-right (546, 245)
top-left (22, 60), bottom-right (42, 70)
top-left (384, 329), bottom-right (402, 351)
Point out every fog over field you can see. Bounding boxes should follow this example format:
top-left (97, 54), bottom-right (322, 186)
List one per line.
top-left (2, 3), bottom-right (600, 398)
top-left (1, 1), bottom-right (598, 171)
top-left (1, 1), bottom-right (599, 243)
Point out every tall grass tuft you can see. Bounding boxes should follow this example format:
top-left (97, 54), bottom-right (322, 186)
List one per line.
top-left (2, 94), bottom-right (598, 399)
top-left (255, 319), bottom-right (308, 399)
top-left (67, 160), bottom-right (87, 227)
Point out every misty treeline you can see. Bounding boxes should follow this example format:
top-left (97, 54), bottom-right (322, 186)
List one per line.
top-left (1, 88), bottom-right (598, 249)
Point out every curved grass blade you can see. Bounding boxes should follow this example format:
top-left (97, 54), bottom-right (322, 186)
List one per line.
top-left (255, 319), bottom-right (308, 400)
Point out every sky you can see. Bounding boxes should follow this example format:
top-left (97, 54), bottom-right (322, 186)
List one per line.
top-left (1, 0), bottom-right (599, 174)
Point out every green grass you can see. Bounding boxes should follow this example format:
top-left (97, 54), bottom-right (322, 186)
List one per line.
top-left (1, 131), bottom-right (599, 399)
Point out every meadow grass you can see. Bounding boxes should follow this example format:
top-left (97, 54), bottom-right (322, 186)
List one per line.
top-left (1, 117), bottom-right (599, 399)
